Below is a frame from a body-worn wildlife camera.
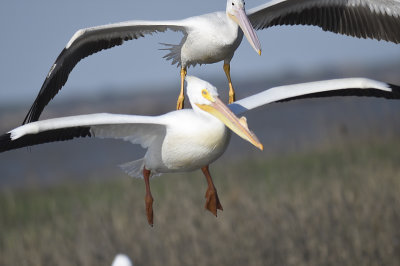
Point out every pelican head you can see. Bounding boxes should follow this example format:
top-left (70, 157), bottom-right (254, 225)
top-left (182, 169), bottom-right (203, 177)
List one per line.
top-left (186, 76), bottom-right (263, 150)
top-left (226, 0), bottom-right (261, 55)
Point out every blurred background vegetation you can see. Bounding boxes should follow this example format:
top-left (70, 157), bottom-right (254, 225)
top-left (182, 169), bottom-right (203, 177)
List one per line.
top-left (1, 139), bottom-right (400, 265)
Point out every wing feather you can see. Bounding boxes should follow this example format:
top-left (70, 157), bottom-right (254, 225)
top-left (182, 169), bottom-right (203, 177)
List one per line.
top-left (248, 0), bottom-right (400, 42)
top-left (229, 78), bottom-right (400, 115)
top-left (23, 20), bottom-right (186, 124)
top-left (2, 113), bottom-right (167, 153)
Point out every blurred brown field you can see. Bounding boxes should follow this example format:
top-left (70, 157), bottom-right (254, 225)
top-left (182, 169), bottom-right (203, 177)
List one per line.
top-left (1, 137), bottom-right (400, 266)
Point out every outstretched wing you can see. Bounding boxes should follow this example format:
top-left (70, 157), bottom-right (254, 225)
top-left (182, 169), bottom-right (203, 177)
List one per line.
top-left (229, 78), bottom-right (400, 115)
top-left (2, 113), bottom-right (167, 153)
top-left (23, 20), bottom-right (186, 124)
top-left (248, 0), bottom-right (400, 43)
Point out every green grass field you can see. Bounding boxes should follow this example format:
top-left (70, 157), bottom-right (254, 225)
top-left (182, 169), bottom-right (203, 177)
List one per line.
top-left (1, 138), bottom-right (400, 266)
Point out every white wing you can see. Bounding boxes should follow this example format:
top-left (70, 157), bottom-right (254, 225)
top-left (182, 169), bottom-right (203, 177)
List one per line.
top-left (1, 113), bottom-right (167, 153)
top-left (23, 20), bottom-right (187, 124)
top-left (248, 0), bottom-right (400, 42)
top-left (229, 78), bottom-right (400, 115)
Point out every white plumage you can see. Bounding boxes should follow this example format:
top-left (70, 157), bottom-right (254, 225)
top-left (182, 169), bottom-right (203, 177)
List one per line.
top-left (111, 254), bottom-right (133, 266)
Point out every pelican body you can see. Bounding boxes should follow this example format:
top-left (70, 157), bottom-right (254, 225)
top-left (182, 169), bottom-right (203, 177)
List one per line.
top-left (122, 108), bottom-right (231, 177)
top-left (167, 13), bottom-right (243, 68)
top-left (2, 76), bottom-right (400, 225)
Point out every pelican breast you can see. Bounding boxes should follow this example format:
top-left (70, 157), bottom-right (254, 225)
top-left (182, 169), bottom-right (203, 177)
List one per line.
top-left (154, 110), bottom-right (230, 172)
top-left (181, 12), bottom-right (243, 66)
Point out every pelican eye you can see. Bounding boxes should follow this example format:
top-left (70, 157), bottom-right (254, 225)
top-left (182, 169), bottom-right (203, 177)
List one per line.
top-left (201, 89), bottom-right (214, 102)
top-left (232, 3), bottom-right (235, 6)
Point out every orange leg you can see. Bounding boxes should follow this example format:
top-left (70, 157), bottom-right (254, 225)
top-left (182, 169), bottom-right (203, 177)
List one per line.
top-left (177, 67), bottom-right (187, 110)
top-left (223, 63), bottom-right (235, 104)
top-left (201, 165), bottom-right (223, 216)
top-left (143, 167), bottom-right (154, 226)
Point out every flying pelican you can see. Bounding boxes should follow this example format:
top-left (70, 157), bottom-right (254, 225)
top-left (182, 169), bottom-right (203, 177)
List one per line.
top-left (2, 76), bottom-right (400, 225)
top-left (22, 0), bottom-right (400, 124)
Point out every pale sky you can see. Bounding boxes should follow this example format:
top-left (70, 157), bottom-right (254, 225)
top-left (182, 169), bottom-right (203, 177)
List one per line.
top-left (0, 0), bottom-right (399, 104)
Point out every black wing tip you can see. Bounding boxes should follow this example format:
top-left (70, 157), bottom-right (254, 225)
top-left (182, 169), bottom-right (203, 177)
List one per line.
top-left (22, 102), bottom-right (37, 125)
top-left (0, 133), bottom-right (12, 153)
top-left (22, 110), bottom-right (40, 125)
top-left (388, 83), bottom-right (400, 94)
top-left (0, 127), bottom-right (92, 153)
top-left (276, 82), bottom-right (400, 104)
top-left (23, 36), bottom-right (131, 126)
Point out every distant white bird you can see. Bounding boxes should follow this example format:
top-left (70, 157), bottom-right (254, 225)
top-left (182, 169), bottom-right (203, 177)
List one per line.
top-left (111, 254), bottom-right (133, 266)
top-left (22, 0), bottom-right (400, 124)
top-left (2, 76), bottom-right (399, 225)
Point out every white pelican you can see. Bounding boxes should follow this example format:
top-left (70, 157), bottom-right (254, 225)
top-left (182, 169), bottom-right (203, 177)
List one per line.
top-left (22, 0), bottom-right (400, 124)
top-left (2, 76), bottom-right (399, 225)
